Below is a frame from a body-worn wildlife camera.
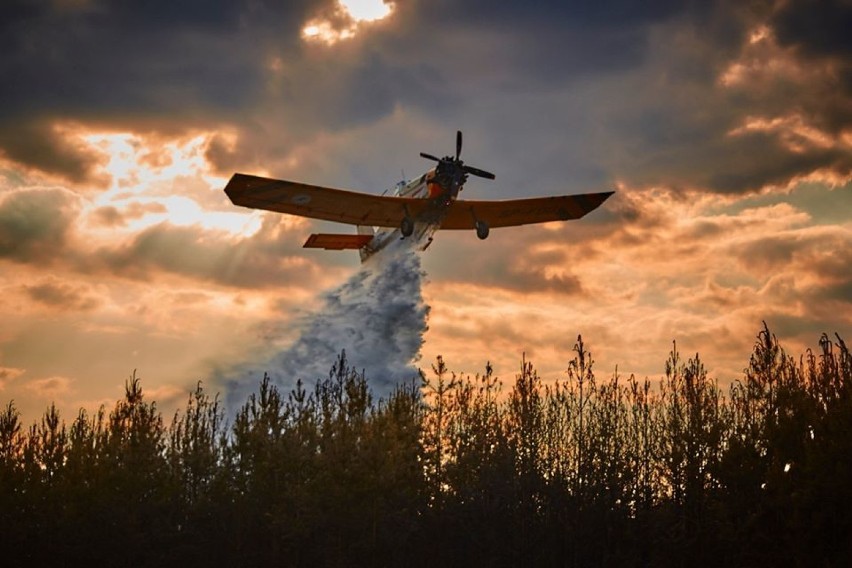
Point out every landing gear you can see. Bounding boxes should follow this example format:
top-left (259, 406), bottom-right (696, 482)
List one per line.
top-left (401, 216), bottom-right (414, 238)
top-left (475, 220), bottom-right (489, 240)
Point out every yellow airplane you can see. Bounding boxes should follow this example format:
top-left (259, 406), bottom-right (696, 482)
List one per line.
top-left (224, 131), bottom-right (614, 261)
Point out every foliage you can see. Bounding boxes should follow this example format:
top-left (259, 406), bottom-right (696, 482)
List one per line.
top-left (1, 327), bottom-right (850, 566)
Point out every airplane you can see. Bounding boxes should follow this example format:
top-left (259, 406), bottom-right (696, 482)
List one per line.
top-left (224, 131), bottom-right (614, 262)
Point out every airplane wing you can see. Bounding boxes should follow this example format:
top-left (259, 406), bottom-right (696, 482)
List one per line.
top-left (224, 173), bottom-right (429, 228)
top-left (439, 192), bottom-right (614, 230)
top-left (226, 173), bottom-right (613, 231)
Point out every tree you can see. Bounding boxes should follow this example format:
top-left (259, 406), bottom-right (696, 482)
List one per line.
top-left (654, 344), bottom-right (724, 563)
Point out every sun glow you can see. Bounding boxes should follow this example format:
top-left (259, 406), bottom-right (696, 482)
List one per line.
top-left (83, 131), bottom-right (215, 190)
top-left (302, 0), bottom-right (394, 45)
top-left (64, 128), bottom-right (263, 237)
top-left (342, 0), bottom-right (392, 21)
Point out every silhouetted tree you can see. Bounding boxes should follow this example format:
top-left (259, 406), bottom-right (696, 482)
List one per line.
top-left (421, 355), bottom-right (458, 501)
top-left (1, 327), bottom-right (849, 567)
top-left (653, 345), bottom-right (725, 564)
top-left (0, 402), bottom-right (26, 559)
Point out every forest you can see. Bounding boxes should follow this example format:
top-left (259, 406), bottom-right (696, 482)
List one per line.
top-left (1, 324), bottom-right (850, 567)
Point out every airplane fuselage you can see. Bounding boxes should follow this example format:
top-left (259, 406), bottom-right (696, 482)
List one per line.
top-left (358, 167), bottom-right (455, 261)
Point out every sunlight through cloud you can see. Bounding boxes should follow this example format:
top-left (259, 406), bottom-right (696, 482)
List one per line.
top-left (302, 0), bottom-right (394, 45)
top-left (68, 130), bottom-right (262, 238)
top-left (83, 131), bottom-right (214, 192)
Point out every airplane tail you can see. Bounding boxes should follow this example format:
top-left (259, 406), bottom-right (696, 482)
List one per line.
top-left (302, 226), bottom-right (376, 263)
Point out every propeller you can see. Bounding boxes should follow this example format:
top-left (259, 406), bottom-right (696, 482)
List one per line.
top-left (464, 164), bottom-right (496, 180)
top-left (419, 130), bottom-right (495, 182)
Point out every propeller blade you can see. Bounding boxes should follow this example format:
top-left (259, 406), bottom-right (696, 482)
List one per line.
top-left (456, 130), bottom-right (462, 160)
top-left (419, 152), bottom-right (440, 162)
top-left (463, 165), bottom-right (496, 180)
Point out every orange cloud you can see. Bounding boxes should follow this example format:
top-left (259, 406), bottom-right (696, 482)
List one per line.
top-left (0, 367), bottom-right (25, 391)
top-left (24, 277), bottom-right (100, 312)
top-left (26, 376), bottom-right (74, 398)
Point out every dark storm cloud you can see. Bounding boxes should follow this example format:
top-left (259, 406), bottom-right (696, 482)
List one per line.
top-left (771, 0), bottom-right (852, 58)
top-left (0, 2), bottom-right (260, 116)
top-left (478, 2), bottom-right (852, 197)
top-left (585, 7), bottom-right (852, 194)
top-left (0, 188), bottom-right (79, 262)
top-left (416, 0), bottom-right (691, 78)
top-left (0, 120), bottom-right (106, 183)
top-left (367, 3), bottom-right (756, 196)
top-left (704, 136), bottom-right (851, 194)
top-left (0, 0), bottom-right (320, 179)
top-left (0, 0), bottom-right (704, 183)
top-left (768, 0), bottom-right (852, 135)
top-left (2, 0), bottom-right (850, 199)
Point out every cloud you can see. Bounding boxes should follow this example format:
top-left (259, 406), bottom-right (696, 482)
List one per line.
top-left (769, 0), bottom-right (852, 135)
top-left (730, 223), bottom-right (851, 279)
top-left (145, 382), bottom-right (189, 409)
top-left (0, 120), bottom-right (108, 184)
top-left (418, 181), bottom-right (850, 383)
top-left (600, 26), bottom-right (851, 194)
top-left (770, 0), bottom-right (852, 60)
top-left (426, 230), bottom-right (587, 295)
top-left (87, 215), bottom-right (330, 288)
top-left (0, 0), bottom-right (287, 182)
top-left (0, 187), bottom-right (80, 262)
top-left (0, 366), bottom-right (25, 391)
top-left (0, 0), bottom-right (847, 201)
top-left (90, 202), bottom-right (168, 228)
top-left (406, 0), bottom-right (691, 88)
top-left (24, 278), bottom-right (100, 312)
top-left (0, 151), bottom-right (322, 292)
top-left (26, 375), bottom-right (73, 398)
top-left (91, 206), bottom-right (124, 228)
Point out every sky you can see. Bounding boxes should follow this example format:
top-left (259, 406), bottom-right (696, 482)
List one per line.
top-left (1, 0), bottom-right (850, 423)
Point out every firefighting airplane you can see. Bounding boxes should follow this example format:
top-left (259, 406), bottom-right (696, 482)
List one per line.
top-left (224, 131), bottom-right (613, 262)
